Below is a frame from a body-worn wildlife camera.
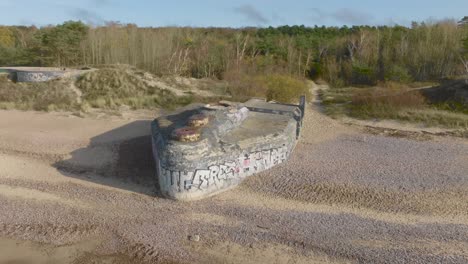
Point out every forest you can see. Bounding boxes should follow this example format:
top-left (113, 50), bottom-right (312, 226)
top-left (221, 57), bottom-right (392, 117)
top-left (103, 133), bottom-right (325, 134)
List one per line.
top-left (0, 19), bottom-right (467, 90)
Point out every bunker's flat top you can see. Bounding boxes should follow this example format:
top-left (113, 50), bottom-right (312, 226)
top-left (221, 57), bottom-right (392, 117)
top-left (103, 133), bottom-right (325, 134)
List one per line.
top-left (221, 111), bottom-right (291, 147)
top-left (155, 102), bottom-right (295, 146)
top-left (244, 99), bottom-right (300, 113)
top-left (0, 67), bottom-right (75, 72)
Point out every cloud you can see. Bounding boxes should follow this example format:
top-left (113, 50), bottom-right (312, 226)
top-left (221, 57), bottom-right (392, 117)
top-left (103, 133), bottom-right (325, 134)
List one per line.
top-left (310, 8), bottom-right (326, 21)
top-left (308, 7), bottom-right (374, 25)
top-left (272, 13), bottom-right (287, 24)
top-left (69, 7), bottom-right (104, 25)
top-left (331, 8), bottom-right (374, 25)
top-left (234, 4), bottom-right (269, 24)
top-left (18, 19), bottom-right (37, 26)
top-left (92, 0), bottom-right (110, 7)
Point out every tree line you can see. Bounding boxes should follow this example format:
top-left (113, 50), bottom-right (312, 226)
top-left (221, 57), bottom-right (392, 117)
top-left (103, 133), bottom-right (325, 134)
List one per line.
top-left (0, 20), bottom-right (467, 87)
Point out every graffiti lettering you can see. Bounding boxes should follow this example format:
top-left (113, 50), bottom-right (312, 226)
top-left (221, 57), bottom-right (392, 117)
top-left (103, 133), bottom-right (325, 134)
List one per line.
top-left (160, 145), bottom-right (289, 192)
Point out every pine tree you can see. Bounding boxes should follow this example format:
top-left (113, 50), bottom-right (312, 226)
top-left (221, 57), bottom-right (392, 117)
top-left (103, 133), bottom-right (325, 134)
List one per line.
top-left (458, 16), bottom-right (468, 26)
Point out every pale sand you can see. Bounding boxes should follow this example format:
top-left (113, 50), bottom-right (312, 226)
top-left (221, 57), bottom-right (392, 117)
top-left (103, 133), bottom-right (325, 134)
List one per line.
top-left (0, 88), bottom-right (467, 263)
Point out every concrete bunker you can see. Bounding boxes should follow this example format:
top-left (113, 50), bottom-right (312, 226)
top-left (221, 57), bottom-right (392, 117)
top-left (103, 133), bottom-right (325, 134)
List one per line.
top-left (151, 96), bottom-right (306, 201)
top-left (0, 67), bottom-right (90, 82)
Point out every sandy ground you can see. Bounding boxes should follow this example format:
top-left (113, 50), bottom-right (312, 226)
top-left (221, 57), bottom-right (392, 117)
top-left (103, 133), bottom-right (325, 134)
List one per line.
top-left (0, 89), bottom-right (467, 263)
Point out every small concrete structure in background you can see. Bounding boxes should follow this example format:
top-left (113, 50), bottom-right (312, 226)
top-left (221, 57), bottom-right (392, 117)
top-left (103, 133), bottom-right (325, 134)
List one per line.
top-left (151, 97), bottom-right (306, 201)
top-left (0, 67), bottom-right (90, 82)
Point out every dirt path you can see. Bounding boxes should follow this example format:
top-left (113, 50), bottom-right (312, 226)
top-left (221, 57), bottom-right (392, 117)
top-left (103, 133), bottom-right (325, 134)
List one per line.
top-left (0, 91), bottom-right (467, 263)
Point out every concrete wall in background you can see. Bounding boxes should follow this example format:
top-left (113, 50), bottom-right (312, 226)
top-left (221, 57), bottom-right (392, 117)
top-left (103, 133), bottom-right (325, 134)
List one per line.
top-left (15, 71), bottom-right (66, 82)
top-left (0, 67), bottom-right (90, 83)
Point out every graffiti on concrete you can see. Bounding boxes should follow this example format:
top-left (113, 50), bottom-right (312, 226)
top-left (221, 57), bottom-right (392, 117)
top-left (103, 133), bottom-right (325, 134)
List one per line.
top-left (160, 145), bottom-right (289, 192)
top-left (16, 71), bottom-right (64, 82)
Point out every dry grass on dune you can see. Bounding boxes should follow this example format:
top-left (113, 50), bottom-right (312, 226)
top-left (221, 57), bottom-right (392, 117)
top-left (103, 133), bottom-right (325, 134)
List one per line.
top-left (0, 74), bottom-right (78, 111)
top-left (321, 84), bottom-right (468, 129)
top-left (76, 66), bottom-right (194, 110)
top-left (0, 66), bottom-right (196, 112)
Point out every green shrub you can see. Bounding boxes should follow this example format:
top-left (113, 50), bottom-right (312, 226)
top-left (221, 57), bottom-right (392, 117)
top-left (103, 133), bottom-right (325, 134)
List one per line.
top-left (385, 66), bottom-right (413, 83)
top-left (227, 73), bottom-right (309, 103)
top-left (225, 70), bottom-right (268, 101)
top-left (308, 62), bottom-right (323, 79)
top-left (329, 78), bottom-right (346, 88)
top-left (262, 74), bottom-right (310, 103)
top-left (351, 64), bottom-right (377, 86)
top-left (434, 101), bottom-right (468, 115)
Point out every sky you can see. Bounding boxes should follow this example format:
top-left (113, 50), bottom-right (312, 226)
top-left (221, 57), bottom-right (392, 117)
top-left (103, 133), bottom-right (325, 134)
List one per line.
top-left (0, 0), bottom-right (466, 28)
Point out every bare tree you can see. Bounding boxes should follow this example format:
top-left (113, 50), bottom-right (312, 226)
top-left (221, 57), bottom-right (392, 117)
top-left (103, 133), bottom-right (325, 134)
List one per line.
top-left (461, 57), bottom-right (468, 84)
